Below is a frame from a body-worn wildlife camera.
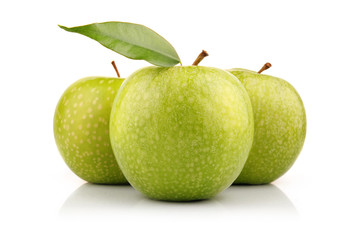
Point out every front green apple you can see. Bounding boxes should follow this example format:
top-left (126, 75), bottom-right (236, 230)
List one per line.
top-left (110, 66), bottom-right (254, 201)
top-left (228, 68), bottom-right (306, 184)
top-left (54, 77), bottom-right (127, 184)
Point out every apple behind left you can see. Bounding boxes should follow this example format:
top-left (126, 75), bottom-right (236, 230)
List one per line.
top-left (54, 76), bottom-right (127, 184)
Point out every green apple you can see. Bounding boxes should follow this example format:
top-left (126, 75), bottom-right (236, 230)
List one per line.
top-left (110, 66), bottom-right (254, 201)
top-left (229, 65), bottom-right (306, 184)
top-left (54, 76), bottom-right (127, 184)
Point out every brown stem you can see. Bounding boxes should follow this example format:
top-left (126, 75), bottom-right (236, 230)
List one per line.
top-left (111, 61), bottom-right (120, 78)
top-left (192, 50), bottom-right (209, 66)
top-left (258, 62), bottom-right (272, 74)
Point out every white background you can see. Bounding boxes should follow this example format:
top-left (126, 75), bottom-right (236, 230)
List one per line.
top-left (1, 0), bottom-right (359, 239)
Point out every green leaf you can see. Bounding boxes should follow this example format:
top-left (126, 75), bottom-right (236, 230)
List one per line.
top-left (59, 22), bottom-right (181, 67)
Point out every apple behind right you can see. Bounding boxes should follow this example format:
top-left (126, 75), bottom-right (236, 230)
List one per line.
top-left (229, 64), bottom-right (306, 184)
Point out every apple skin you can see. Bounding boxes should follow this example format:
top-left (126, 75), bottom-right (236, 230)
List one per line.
top-left (228, 69), bottom-right (306, 184)
top-left (54, 77), bottom-right (127, 184)
top-left (110, 66), bottom-right (254, 201)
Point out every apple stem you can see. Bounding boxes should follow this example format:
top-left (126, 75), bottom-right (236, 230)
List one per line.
top-left (258, 62), bottom-right (272, 74)
top-left (192, 50), bottom-right (209, 66)
top-left (111, 61), bottom-right (120, 78)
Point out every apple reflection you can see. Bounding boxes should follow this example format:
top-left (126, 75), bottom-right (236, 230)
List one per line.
top-left (59, 183), bottom-right (141, 217)
top-left (59, 182), bottom-right (296, 219)
top-left (216, 184), bottom-right (297, 216)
